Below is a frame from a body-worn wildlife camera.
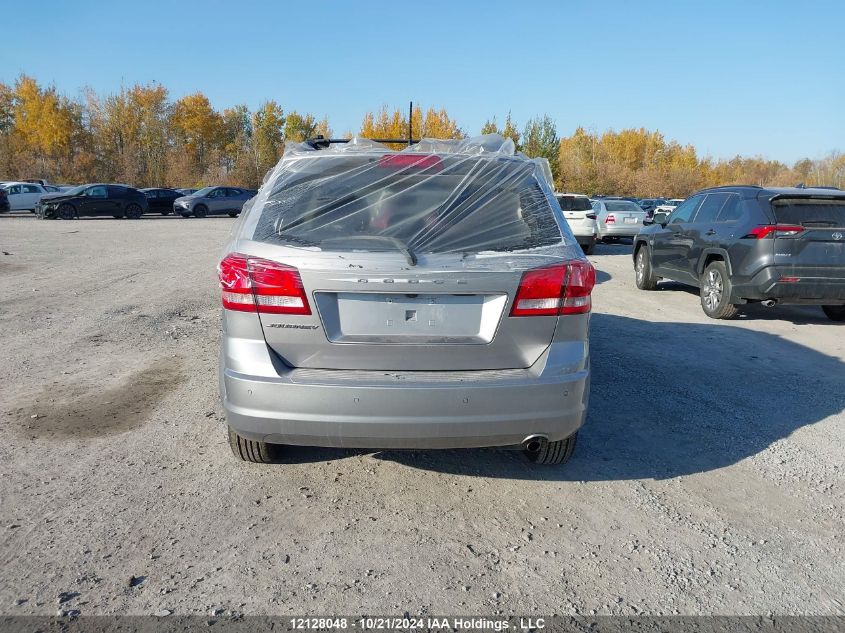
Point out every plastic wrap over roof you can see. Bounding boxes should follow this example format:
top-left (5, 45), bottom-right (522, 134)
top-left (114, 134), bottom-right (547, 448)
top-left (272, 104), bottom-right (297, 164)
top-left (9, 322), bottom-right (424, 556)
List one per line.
top-left (282, 133), bottom-right (517, 158)
top-left (234, 134), bottom-right (579, 270)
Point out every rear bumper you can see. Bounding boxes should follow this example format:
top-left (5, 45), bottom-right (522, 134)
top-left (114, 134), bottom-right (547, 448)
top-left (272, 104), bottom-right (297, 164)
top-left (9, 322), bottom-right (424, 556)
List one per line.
top-left (221, 341), bottom-right (590, 449)
top-left (600, 224), bottom-right (641, 238)
top-left (568, 222), bottom-right (597, 241)
top-left (732, 266), bottom-right (845, 304)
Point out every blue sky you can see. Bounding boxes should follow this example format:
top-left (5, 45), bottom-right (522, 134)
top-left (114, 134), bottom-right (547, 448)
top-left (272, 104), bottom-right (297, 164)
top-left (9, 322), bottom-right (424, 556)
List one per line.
top-left (2, 0), bottom-right (843, 163)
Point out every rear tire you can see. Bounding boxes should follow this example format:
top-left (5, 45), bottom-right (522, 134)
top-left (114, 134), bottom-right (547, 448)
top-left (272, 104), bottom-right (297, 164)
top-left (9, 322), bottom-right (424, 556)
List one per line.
top-left (193, 204), bottom-right (208, 218)
top-left (58, 203), bottom-right (76, 220)
top-left (125, 203), bottom-right (143, 219)
top-left (179, 213), bottom-right (190, 218)
top-left (822, 305), bottom-right (845, 321)
top-left (161, 210), bottom-right (171, 216)
top-left (228, 426), bottom-right (279, 463)
top-left (227, 212), bottom-right (238, 218)
top-left (700, 261), bottom-right (738, 319)
top-left (635, 244), bottom-right (658, 290)
top-left (525, 432), bottom-right (577, 465)
top-left (581, 241), bottom-right (595, 255)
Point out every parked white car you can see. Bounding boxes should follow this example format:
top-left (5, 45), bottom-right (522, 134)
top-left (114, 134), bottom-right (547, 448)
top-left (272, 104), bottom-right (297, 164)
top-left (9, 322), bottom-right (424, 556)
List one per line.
top-left (556, 193), bottom-right (597, 254)
top-left (1, 182), bottom-right (49, 211)
top-left (652, 198), bottom-right (685, 215)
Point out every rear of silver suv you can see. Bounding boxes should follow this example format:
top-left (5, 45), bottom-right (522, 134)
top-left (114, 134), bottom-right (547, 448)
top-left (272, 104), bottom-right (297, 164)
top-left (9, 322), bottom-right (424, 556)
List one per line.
top-left (218, 135), bottom-right (594, 465)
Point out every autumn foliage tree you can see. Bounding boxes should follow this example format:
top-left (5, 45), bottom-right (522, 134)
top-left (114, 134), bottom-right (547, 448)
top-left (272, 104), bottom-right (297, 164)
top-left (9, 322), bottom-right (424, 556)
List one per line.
top-left (0, 75), bottom-right (841, 194)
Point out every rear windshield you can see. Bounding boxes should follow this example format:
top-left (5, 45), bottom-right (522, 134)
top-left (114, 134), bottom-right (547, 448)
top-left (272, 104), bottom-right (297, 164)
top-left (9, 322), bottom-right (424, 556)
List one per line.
top-left (772, 198), bottom-right (845, 227)
top-left (605, 201), bottom-right (643, 212)
top-left (556, 195), bottom-right (592, 211)
top-left (253, 155), bottom-right (563, 254)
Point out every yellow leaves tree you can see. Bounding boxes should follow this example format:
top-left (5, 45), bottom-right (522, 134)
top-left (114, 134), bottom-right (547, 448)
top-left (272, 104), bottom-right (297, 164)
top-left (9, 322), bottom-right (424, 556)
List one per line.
top-left (247, 101), bottom-right (285, 183)
top-left (360, 105), bottom-right (463, 149)
top-left (11, 75), bottom-right (81, 178)
top-left (169, 92), bottom-right (223, 184)
top-left (87, 83), bottom-right (170, 185)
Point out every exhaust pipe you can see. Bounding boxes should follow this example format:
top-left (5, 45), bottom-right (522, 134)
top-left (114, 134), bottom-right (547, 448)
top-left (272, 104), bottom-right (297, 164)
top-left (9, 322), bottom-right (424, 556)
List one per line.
top-left (522, 434), bottom-right (549, 452)
top-left (762, 299), bottom-right (777, 307)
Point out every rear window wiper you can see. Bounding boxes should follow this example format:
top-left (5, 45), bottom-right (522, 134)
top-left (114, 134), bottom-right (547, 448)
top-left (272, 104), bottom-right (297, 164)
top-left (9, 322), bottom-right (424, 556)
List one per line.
top-left (322, 235), bottom-right (417, 266)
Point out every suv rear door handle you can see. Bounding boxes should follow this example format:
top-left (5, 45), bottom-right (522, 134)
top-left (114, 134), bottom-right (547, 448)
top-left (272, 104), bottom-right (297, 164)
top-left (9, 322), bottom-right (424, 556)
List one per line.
top-left (705, 229), bottom-right (717, 236)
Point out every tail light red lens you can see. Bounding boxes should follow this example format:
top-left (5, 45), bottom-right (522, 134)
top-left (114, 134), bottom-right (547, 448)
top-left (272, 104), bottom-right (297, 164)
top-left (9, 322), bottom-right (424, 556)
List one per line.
top-left (218, 253), bottom-right (311, 315)
top-left (746, 225), bottom-right (805, 239)
top-left (510, 260), bottom-right (596, 317)
top-left (605, 214), bottom-right (616, 224)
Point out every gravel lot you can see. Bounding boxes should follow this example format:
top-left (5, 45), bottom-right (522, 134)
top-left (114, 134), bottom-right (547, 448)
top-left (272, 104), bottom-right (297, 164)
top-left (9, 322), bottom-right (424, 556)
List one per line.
top-left (0, 215), bottom-right (843, 617)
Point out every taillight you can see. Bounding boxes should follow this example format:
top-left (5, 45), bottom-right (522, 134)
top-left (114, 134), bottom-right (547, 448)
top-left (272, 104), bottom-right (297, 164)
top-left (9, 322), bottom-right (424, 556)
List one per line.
top-left (745, 225), bottom-right (805, 239)
top-left (510, 261), bottom-right (596, 317)
top-left (605, 214), bottom-right (616, 224)
top-left (218, 253), bottom-right (311, 315)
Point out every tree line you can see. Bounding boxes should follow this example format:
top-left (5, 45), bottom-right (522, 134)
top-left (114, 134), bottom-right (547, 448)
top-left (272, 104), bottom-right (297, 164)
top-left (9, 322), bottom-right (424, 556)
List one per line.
top-left (1, 75), bottom-right (842, 196)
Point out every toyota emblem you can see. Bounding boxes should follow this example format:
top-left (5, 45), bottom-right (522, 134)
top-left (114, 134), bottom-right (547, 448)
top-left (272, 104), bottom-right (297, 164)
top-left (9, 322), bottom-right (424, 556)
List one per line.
top-left (833, 232), bottom-right (844, 241)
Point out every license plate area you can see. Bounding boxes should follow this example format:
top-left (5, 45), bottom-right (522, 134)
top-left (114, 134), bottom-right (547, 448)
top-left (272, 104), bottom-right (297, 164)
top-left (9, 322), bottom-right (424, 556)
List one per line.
top-left (314, 292), bottom-right (508, 344)
top-left (624, 216), bottom-right (638, 224)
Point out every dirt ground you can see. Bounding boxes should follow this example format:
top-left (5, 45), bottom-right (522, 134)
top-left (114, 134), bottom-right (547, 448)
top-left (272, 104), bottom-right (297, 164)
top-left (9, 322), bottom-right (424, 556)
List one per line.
top-left (0, 214), bottom-right (843, 617)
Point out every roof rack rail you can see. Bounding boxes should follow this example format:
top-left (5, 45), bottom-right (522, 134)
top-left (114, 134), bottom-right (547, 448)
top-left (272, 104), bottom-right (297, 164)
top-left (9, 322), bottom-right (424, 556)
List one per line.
top-left (305, 101), bottom-right (420, 150)
top-left (304, 136), bottom-right (421, 150)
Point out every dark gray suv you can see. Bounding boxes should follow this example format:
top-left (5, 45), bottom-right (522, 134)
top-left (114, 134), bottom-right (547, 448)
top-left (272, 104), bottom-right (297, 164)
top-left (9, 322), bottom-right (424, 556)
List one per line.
top-left (633, 186), bottom-right (845, 320)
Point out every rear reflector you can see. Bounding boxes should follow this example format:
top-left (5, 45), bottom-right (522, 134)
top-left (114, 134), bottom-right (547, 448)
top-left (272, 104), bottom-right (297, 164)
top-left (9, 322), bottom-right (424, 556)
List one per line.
top-left (745, 225), bottom-right (805, 239)
top-left (779, 276), bottom-right (801, 283)
top-left (510, 260), bottom-right (596, 317)
top-left (605, 214), bottom-right (616, 224)
top-left (218, 253), bottom-right (311, 315)
top-left (378, 154), bottom-right (441, 170)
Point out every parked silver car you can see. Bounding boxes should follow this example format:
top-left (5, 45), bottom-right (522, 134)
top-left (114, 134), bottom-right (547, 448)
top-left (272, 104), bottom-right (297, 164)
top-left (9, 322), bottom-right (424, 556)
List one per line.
top-left (591, 199), bottom-right (647, 241)
top-left (174, 186), bottom-right (257, 218)
top-left (218, 135), bottom-right (595, 465)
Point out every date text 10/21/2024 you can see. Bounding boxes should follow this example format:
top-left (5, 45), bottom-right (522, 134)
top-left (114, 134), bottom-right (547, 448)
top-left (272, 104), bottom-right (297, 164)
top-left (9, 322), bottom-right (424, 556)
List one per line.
top-left (289, 617), bottom-right (547, 631)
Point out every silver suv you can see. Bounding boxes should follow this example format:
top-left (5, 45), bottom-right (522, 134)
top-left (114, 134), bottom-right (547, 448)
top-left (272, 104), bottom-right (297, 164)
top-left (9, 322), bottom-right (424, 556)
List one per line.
top-left (175, 186), bottom-right (256, 218)
top-left (218, 135), bottom-right (594, 465)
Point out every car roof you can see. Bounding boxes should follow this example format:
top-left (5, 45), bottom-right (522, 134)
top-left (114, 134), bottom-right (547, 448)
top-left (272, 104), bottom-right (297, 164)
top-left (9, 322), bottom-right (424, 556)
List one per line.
top-left (556, 192), bottom-right (589, 198)
top-left (698, 184), bottom-right (845, 199)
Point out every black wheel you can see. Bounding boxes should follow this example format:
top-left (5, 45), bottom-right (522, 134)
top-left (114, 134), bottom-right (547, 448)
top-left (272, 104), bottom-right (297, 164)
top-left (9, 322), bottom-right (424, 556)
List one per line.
top-left (228, 426), bottom-right (279, 463)
top-left (227, 212), bottom-right (238, 218)
top-left (634, 244), bottom-right (659, 290)
top-left (179, 213), bottom-right (190, 218)
top-left (822, 305), bottom-right (845, 321)
top-left (161, 210), bottom-right (171, 216)
top-left (58, 203), bottom-right (76, 220)
top-left (581, 241), bottom-right (595, 255)
top-left (525, 432), bottom-right (577, 465)
top-left (193, 204), bottom-right (208, 218)
top-left (700, 261), bottom-right (738, 319)
top-left (113, 214), bottom-right (123, 219)
top-left (125, 203), bottom-right (143, 219)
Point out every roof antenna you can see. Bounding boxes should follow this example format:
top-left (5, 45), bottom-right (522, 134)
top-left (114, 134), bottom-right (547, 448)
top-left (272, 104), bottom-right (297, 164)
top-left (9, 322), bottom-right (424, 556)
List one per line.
top-left (408, 101), bottom-right (413, 147)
